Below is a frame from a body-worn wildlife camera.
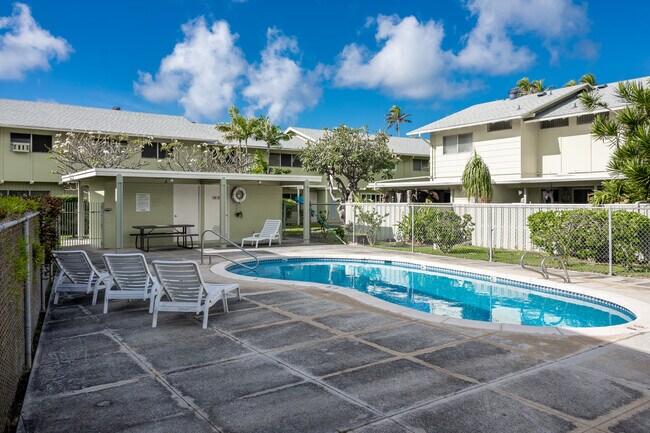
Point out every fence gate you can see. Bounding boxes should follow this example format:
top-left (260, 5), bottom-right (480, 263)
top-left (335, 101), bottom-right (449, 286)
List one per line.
top-left (58, 201), bottom-right (104, 248)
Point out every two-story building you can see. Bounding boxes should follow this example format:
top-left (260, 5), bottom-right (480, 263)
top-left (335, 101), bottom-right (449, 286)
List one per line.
top-left (370, 77), bottom-right (646, 203)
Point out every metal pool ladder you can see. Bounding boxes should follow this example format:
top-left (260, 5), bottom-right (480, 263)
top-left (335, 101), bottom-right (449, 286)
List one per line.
top-left (200, 229), bottom-right (259, 270)
top-left (520, 252), bottom-right (571, 283)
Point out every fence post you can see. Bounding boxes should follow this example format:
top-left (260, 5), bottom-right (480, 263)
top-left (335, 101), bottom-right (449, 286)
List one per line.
top-left (608, 207), bottom-right (613, 276)
top-left (488, 206), bottom-right (494, 262)
top-left (410, 204), bottom-right (414, 253)
top-left (23, 217), bottom-right (33, 368)
top-left (352, 203), bottom-right (356, 244)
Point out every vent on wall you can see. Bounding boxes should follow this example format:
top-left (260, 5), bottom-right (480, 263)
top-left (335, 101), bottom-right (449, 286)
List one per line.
top-left (487, 120), bottom-right (513, 132)
top-left (540, 118), bottom-right (569, 129)
top-left (577, 112), bottom-right (609, 125)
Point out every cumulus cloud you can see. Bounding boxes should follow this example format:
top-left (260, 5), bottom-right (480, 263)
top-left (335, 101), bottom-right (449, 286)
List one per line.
top-left (0, 3), bottom-right (72, 80)
top-left (457, 0), bottom-right (591, 73)
top-left (135, 17), bottom-right (246, 120)
top-left (334, 15), bottom-right (464, 99)
top-left (334, 1), bottom-right (593, 96)
top-left (243, 28), bottom-right (322, 123)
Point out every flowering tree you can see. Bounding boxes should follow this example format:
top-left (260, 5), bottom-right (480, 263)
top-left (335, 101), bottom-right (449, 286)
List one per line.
top-left (51, 131), bottom-right (151, 175)
top-left (158, 141), bottom-right (253, 173)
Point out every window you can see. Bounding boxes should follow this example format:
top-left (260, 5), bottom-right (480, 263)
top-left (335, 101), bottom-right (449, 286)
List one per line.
top-left (141, 142), bottom-right (167, 159)
top-left (487, 120), bottom-right (513, 132)
top-left (361, 193), bottom-right (382, 202)
top-left (413, 159), bottom-right (429, 171)
top-left (31, 134), bottom-right (52, 153)
top-left (577, 112), bottom-right (609, 125)
top-left (270, 152), bottom-right (301, 167)
top-left (10, 132), bottom-right (53, 153)
top-left (540, 118), bottom-right (569, 129)
top-left (442, 133), bottom-right (472, 154)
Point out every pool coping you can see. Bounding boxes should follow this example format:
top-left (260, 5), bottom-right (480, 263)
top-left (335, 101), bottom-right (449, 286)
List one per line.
top-left (209, 251), bottom-right (650, 337)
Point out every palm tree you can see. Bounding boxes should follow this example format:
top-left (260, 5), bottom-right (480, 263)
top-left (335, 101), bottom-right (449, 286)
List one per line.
top-left (215, 106), bottom-right (259, 150)
top-left (384, 105), bottom-right (412, 136)
top-left (530, 79), bottom-right (547, 93)
top-left (462, 150), bottom-right (493, 203)
top-left (254, 117), bottom-right (295, 174)
top-left (563, 79), bottom-right (578, 87)
top-left (516, 77), bottom-right (532, 94)
top-left (579, 73), bottom-right (597, 86)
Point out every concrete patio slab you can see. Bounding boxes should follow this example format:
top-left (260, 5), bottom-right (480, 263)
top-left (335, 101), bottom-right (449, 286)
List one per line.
top-left (275, 337), bottom-right (394, 377)
top-left (395, 389), bottom-right (576, 433)
top-left (36, 332), bottom-right (121, 366)
top-left (231, 320), bottom-right (335, 351)
top-left (324, 358), bottom-right (473, 413)
top-left (208, 307), bottom-right (292, 332)
top-left (608, 405), bottom-right (650, 433)
top-left (498, 366), bottom-right (644, 420)
top-left (41, 315), bottom-right (105, 340)
top-left (246, 290), bottom-right (315, 305)
top-left (20, 378), bottom-right (190, 433)
top-left (113, 413), bottom-right (217, 433)
top-left (350, 419), bottom-right (411, 433)
top-left (208, 382), bottom-right (377, 433)
top-left (274, 298), bottom-right (353, 316)
top-left (314, 310), bottom-right (403, 333)
top-left (356, 323), bottom-right (465, 353)
top-left (166, 355), bottom-right (303, 407)
top-left (46, 305), bottom-right (90, 322)
top-left (416, 340), bottom-right (541, 382)
top-left (136, 333), bottom-right (253, 372)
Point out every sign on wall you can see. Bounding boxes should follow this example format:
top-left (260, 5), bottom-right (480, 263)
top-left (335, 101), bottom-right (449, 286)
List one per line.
top-left (135, 193), bottom-right (150, 212)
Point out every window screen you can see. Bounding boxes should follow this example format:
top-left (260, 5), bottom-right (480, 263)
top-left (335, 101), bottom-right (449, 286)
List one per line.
top-left (31, 135), bottom-right (52, 152)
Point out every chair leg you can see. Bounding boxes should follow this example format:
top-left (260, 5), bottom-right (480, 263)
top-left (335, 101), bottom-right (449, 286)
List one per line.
top-left (92, 286), bottom-right (99, 305)
top-left (53, 290), bottom-right (59, 305)
top-left (222, 291), bottom-right (230, 313)
top-left (152, 310), bottom-right (158, 328)
top-left (148, 292), bottom-right (155, 314)
top-left (236, 286), bottom-right (241, 301)
top-left (202, 303), bottom-right (210, 329)
top-left (103, 291), bottom-right (110, 314)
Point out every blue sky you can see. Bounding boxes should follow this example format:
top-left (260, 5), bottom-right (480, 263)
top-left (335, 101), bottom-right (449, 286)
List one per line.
top-left (0, 0), bottom-right (648, 134)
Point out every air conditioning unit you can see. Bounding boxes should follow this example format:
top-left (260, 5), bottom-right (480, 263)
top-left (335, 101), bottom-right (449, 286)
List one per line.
top-left (11, 142), bottom-right (30, 152)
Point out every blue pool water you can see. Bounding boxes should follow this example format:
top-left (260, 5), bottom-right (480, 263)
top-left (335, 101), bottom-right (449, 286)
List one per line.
top-left (229, 258), bottom-right (635, 328)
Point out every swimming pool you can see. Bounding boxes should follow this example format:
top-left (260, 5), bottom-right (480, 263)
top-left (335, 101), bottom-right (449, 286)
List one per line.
top-left (229, 258), bottom-right (636, 328)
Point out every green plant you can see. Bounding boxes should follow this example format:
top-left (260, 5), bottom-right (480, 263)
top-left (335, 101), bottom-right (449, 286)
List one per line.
top-left (250, 150), bottom-right (291, 175)
top-left (37, 195), bottom-right (63, 266)
top-left (0, 196), bottom-right (38, 221)
top-left (528, 209), bottom-right (650, 270)
top-left (355, 207), bottom-right (388, 245)
top-left (397, 208), bottom-right (474, 253)
top-left (333, 226), bottom-right (346, 240)
top-left (462, 150), bottom-right (493, 203)
top-left (384, 105), bottom-right (412, 136)
top-left (253, 117), bottom-right (295, 173)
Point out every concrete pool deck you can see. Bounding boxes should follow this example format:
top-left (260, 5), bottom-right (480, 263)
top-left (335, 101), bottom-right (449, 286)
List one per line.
top-left (17, 245), bottom-right (650, 432)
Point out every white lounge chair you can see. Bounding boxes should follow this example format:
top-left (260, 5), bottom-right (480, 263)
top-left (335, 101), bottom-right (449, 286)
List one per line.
top-left (52, 250), bottom-right (110, 305)
top-left (151, 260), bottom-right (241, 329)
top-left (241, 219), bottom-right (281, 248)
top-left (102, 253), bottom-right (160, 314)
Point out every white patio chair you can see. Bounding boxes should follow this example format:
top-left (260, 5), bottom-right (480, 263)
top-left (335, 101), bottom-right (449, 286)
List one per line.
top-left (102, 253), bottom-right (160, 314)
top-left (151, 260), bottom-right (241, 329)
top-left (241, 219), bottom-right (281, 248)
top-left (52, 250), bottom-right (110, 305)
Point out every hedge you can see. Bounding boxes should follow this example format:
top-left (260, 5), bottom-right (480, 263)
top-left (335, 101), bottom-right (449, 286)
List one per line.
top-left (528, 209), bottom-right (650, 270)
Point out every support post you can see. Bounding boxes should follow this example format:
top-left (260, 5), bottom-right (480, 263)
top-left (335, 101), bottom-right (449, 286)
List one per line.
top-left (115, 174), bottom-right (123, 251)
top-left (608, 207), bottom-right (613, 276)
top-left (410, 204), bottom-right (414, 253)
top-left (23, 219), bottom-right (33, 368)
top-left (220, 178), bottom-right (228, 244)
top-left (77, 182), bottom-right (84, 239)
top-left (303, 180), bottom-right (310, 244)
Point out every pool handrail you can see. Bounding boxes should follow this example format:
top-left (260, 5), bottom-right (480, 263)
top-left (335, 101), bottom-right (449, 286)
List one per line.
top-left (520, 251), bottom-right (571, 283)
top-left (200, 229), bottom-right (259, 270)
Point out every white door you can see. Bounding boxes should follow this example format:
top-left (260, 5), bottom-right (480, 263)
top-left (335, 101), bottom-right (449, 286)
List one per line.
top-left (173, 184), bottom-right (199, 233)
top-left (203, 184), bottom-right (220, 240)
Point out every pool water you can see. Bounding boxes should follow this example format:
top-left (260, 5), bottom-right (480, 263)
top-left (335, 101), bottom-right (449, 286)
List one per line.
top-left (229, 258), bottom-right (635, 328)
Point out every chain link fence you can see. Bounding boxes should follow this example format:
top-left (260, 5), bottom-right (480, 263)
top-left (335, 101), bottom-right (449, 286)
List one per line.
top-left (347, 202), bottom-right (650, 277)
top-left (0, 213), bottom-right (46, 432)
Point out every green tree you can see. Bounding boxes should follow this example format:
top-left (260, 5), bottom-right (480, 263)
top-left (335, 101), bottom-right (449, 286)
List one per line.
top-left (515, 77), bottom-right (547, 95)
top-left (254, 117), bottom-right (295, 173)
top-left (384, 105), bottom-right (412, 136)
top-left (580, 79), bottom-right (650, 203)
top-left (300, 125), bottom-right (400, 219)
top-left (215, 105), bottom-right (259, 150)
top-left (462, 150), bottom-right (493, 203)
top-left (564, 73), bottom-right (597, 87)
top-left (249, 150), bottom-right (290, 175)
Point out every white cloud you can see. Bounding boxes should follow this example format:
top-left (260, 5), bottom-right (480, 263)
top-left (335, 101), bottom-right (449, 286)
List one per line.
top-left (0, 3), bottom-right (72, 80)
top-left (334, 15), bottom-right (465, 99)
top-left (457, 0), bottom-right (590, 73)
top-left (135, 17), bottom-right (246, 120)
top-left (243, 28), bottom-right (322, 123)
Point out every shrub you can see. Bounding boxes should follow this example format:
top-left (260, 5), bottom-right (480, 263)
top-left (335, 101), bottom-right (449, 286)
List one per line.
top-left (397, 208), bottom-right (474, 253)
top-left (528, 209), bottom-right (650, 270)
top-left (355, 207), bottom-right (388, 246)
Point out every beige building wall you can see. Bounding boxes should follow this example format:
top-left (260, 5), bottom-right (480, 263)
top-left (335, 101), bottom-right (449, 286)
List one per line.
top-left (228, 184), bottom-right (283, 243)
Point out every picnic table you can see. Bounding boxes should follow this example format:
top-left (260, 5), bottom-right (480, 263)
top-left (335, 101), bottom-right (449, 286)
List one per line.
top-left (131, 224), bottom-right (197, 252)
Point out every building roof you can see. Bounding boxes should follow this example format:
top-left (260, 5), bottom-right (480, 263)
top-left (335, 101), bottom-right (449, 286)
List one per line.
top-left (0, 98), bottom-right (225, 142)
top-left (408, 85), bottom-right (588, 136)
top-left (531, 76), bottom-right (650, 121)
top-left (286, 127), bottom-right (430, 157)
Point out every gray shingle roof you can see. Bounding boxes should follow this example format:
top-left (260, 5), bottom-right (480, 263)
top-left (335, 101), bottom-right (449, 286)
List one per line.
top-left (407, 84), bottom-right (588, 135)
top-left (0, 98), bottom-right (223, 142)
top-left (286, 127), bottom-right (430, 157)
top-left (533, 76), bottom-right (650, 120)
